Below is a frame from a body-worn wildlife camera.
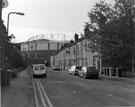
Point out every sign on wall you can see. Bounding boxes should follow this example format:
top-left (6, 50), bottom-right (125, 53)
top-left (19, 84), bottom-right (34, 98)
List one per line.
top-left (29, 43), bottom-right (35, 51)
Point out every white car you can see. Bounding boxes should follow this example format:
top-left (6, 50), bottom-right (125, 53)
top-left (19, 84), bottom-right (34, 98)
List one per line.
top-left (68, 66), bottom-right (77, 75)
top-left (32, 64), bottom-right (47, 78)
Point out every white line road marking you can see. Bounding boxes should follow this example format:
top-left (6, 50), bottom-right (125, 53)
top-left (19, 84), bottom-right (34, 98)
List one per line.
top-left (32, 79), bottom-right (38, 107)
top-left (75, 81), bottom-right (93, 89)
top-left (108, 94), bottom-right (135, 106)
top-left (31, 69), bottom-right (38, 107)
top-left (36, 79), bottom-right (47, 107)
top-left (46, 81), bottom-right (67, 84)
top-left (38, 79), bottom-right (54, 107)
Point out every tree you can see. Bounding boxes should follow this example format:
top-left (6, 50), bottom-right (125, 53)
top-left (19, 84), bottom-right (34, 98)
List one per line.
top-left (85, 0), bottom-right (135, 71)
top-left (5, 34), bottom-right (23, 68)
top-left (101, 16), bottom-right (134, 69)
top-left (7, 43), bottom-right (23, 68)
top-left (87, 0), bottom-right (115, 30)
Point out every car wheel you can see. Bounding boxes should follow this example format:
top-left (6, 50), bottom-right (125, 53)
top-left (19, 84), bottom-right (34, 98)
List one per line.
top-left (45, 74), bottom-right (47, 78)
top-left (33, 74), bottom-right (35, 78)
top-left (95, 76), bottom-right (98, 79)
top-left (43, 74), bottom-right (46, 78)
top-left (84, 74), bottom-right (87, 79)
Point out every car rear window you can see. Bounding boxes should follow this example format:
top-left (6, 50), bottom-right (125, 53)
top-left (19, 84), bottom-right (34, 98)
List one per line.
top-left (35, 66), bottom-right (39, 70)
top-left (87, 67), bottom-right (96, 71)
top-left (40, 65), bottom-right (45, 70)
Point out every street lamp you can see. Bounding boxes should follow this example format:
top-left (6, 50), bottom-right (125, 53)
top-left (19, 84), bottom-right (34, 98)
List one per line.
top-left (4, 12), bottom-right (24, 86)
top-left (6, 12), bottom-right (25, 34)
top-left (6, 11), bottom-right (25, 60)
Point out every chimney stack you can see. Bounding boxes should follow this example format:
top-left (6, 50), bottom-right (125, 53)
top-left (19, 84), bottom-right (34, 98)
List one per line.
top-left (74, 33), bottom-right (79, 41)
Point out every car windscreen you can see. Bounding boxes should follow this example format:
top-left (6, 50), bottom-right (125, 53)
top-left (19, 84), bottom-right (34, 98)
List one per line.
top-left (76, 66), bottom-right (82, 69)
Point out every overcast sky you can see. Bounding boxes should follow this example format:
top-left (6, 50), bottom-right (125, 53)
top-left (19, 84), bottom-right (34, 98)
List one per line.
top-left (2, 0), bottom-right (112, 43)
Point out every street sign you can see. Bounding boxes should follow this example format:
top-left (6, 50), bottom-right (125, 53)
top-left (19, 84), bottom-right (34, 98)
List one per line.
top-left (2, 0), bottom-right (8, 8)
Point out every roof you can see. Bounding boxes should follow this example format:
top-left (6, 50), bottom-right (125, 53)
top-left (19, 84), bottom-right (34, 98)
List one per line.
top-left (54, 36), bottom-right (94, 56)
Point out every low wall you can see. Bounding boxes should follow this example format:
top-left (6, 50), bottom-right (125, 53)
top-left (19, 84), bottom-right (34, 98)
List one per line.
top-left (1, 69), bottom-right (12, 86)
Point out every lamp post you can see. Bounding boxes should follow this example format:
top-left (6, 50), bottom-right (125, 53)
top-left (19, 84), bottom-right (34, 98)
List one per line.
top-left (7, 12), bottom-right (25, 34)
top-left (6, 11), bottom-right (24, 56)
top-left (5, 12), bottom-right (24, 86)
top-left (6, 11), bottom-right (25, 62)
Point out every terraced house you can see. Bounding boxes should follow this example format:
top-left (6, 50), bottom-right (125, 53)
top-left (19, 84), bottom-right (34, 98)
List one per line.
top-left (52, 34), bottom-right (102, 74)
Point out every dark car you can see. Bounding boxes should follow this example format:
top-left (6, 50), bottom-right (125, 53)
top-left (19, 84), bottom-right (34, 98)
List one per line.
top-left (78, 67), bottom-right (99, 79)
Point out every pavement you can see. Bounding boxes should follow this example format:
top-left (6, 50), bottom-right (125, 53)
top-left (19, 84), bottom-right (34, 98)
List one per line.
top-left (99, 74), bottom-right (135, 85)
top-left (63, 68), bottom-right (135, 84)
top-left (1, 67), bottom-right (135, 107)
top-left (1, 67), bottom-right (34, 107)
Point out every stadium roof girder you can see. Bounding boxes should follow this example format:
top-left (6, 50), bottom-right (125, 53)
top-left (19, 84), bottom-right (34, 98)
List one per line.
top-left (23, 34), bottom-right (67, 45)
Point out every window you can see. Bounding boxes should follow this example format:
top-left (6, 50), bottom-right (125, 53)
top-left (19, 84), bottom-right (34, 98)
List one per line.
top-left (73, 46), bottom-right (76, 55)
top-left (35, 66), bottom-right (39, 70)
top-left (77, 44), bottom-right (81, 54)
top-left (86, 41), bottom-right (94, 51)
top-left (85, 42), bottom-right (88, 51)
top-left (85, 58), bottom-right (87, 66)
top-left (40, 66), bottom-right (45, 70)
top-left (66, 48), bottom-right (70, 55)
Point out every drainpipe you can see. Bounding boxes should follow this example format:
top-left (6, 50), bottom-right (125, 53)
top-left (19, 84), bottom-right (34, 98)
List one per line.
top-left (76, 43), bottom-right (77, 66)
top-left (99, 58), bottom-right (102, 75)
top-left (81, 41), bottom-right (83, 66)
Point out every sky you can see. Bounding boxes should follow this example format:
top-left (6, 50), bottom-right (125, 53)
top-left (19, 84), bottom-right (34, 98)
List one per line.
top-left (2, 0), bottom-right (112, 43)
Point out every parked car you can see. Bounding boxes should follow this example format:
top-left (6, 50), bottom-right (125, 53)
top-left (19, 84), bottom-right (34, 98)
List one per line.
top-left (75, 66), bottom-right (83, 75)
top-left (78, 67), bottom-right (99, 79)
top-left (68, 65), bottom-right (76, 75)
top-left (32, 64), bottom-right (47, 78)
top-left (53, 65), bottom-right (61, 71)
top-left (68, 66), bottom-right (82, 75)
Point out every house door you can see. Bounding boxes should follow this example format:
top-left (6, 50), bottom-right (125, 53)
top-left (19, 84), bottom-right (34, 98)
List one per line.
top-left (97, 59), bottom-right (100, 71)
top-left (93, 56), bottom-right (100, 71)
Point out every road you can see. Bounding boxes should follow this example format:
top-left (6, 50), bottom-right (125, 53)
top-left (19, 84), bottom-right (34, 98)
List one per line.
top-left (38, 68), bottom-right (135, 107)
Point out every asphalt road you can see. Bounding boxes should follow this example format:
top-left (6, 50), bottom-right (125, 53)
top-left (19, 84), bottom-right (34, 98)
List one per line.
top-left (39, 68), bottom-right (135, 107)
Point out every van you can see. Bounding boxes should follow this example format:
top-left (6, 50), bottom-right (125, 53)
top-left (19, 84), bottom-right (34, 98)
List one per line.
top-left (32, 64), bottom-right (47, 78)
